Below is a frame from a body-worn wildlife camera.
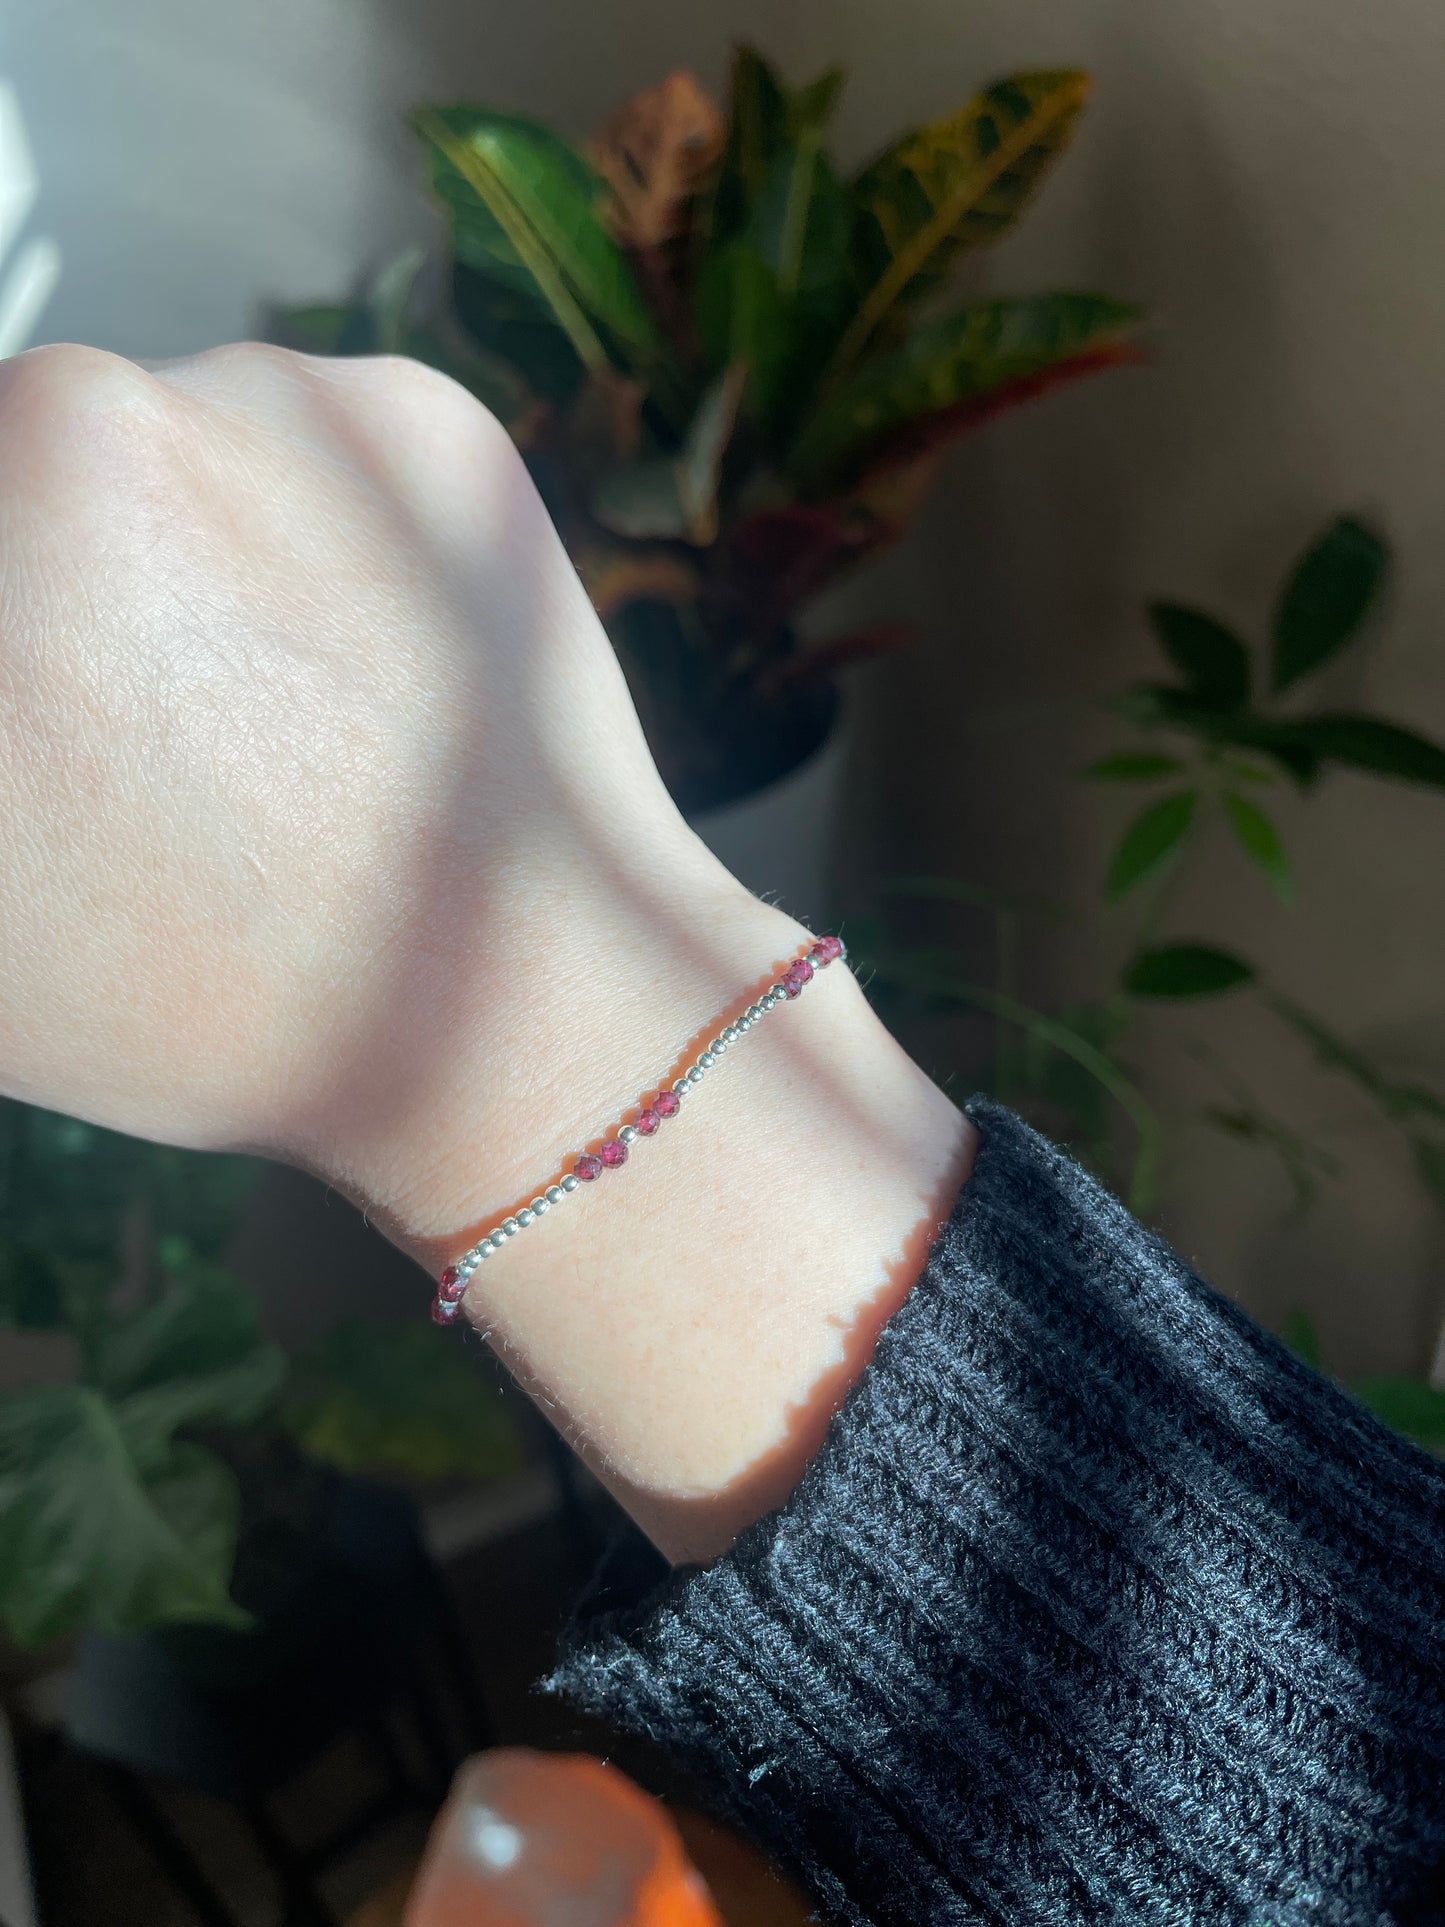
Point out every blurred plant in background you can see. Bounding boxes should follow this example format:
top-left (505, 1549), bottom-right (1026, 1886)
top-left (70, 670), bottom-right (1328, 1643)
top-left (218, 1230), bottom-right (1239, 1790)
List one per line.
top-left (281, 46), bottom-right (1140, 812)
top-left (861, 515), bottom-right (1445, 1445)
top-left (0, 1105), bottom-right (519, 1651)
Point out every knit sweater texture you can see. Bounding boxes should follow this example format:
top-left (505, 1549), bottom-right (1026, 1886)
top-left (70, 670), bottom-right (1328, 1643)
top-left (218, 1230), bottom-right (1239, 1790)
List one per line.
top-left (551, 1100), bottom-right (1445, 1927)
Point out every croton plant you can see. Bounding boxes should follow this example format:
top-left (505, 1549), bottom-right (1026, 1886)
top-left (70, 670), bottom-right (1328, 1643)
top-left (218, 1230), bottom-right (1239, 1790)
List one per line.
top-left (283, 48), bottom-right (1140, 811)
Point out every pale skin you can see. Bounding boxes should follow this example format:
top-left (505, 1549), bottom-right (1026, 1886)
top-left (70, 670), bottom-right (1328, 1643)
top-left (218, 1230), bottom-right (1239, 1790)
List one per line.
top-left (0, 342), bottom-right (976, 1562)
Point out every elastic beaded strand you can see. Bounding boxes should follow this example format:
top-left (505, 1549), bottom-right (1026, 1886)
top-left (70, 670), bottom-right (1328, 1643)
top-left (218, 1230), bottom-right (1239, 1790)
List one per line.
top-left (428, 933), bottom-right (847, 1325)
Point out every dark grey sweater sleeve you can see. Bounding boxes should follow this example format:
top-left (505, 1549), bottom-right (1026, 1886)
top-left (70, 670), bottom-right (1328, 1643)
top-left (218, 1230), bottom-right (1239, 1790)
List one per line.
top-left (549, 1101), bottom-right (1445, 1927)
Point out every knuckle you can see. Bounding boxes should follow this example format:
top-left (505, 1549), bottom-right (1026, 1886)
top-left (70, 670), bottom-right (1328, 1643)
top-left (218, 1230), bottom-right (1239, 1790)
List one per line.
top-left (341, 351), bottom-right (523, 468)
top-left (0, 343), bottom-right (158, 427)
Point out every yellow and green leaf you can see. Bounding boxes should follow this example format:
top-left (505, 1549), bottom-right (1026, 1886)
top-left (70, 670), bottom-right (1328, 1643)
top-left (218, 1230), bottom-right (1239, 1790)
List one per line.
top-left (834, 70), bottom-right (1091, 373)
top-left (789, 292), bottom-right (1139, 488)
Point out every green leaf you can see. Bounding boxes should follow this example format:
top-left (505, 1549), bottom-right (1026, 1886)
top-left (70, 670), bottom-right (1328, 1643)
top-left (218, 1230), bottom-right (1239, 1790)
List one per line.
top-left (706, 48), bottom-right (846, 252)
top-left (414, 107), bottom-right (663, 377)
top-left (282, 1320), bottom-right (522, 1484)
top-left (707, 45), bottom-right (792, 247)
top-left (0, 1387), bottom-right (247, 1649)
top-left (837, 70), bottom-right (1091, 372)
top-left (115, 1351), bottom-right (285, 1475)
top-left (1283, 1310), bottom-right (1324, 1370)
top-left (452, 264), bottom-right (586, 408)
top-left (697, 141), bottom-right (854, 431)
top-left (1116, 688), bottom-right (1324, 786)
top-left (1352, 1376), bottom-right (1445, 1452)
top-left (1223, 792), bottom-right (1293, 902)
top-left (1275, 715), bottom-right (1445, 790)
top-left (1082, 754), bottom-right (1185, 782)
top-left (1124, 943), bottom-right (1254, 998)
top-left (748, 136), bottom-right (851, 303)
top-left (790, 293), bottom-right (1139, 487)
top-left (1105, 790), bottom-right (1198, 900)
top-left (1272, 516), bottom-right (1388, 692)
top-left (1146, 603), bottom-right (1250, 709)
top-left (593, 364), bottom-right (747, 542)
top-left (695, 239), bottom-right (788, 388)
top-left (91, 1258), bottom-right (270, 1403)
top-left (788, 65), bottom-right (847, 136)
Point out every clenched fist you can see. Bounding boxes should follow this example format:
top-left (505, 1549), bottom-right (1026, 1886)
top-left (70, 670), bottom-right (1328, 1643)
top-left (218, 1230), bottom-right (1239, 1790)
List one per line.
top-left (0, 342), bottom-right (758, 1223)
top-left (0, 340), bottom-right (969, 1556)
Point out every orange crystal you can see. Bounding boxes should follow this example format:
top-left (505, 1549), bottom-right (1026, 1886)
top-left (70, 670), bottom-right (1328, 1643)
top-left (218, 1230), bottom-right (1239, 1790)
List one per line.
top-left (404, 1749), bottom-right (726, 1927)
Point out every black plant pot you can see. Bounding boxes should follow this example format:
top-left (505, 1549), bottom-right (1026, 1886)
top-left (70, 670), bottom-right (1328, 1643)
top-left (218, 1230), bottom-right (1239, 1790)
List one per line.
top-left (607, 601), bottom-right (839, 818)
top-left (65, 1443), bottom-right (488, 1811)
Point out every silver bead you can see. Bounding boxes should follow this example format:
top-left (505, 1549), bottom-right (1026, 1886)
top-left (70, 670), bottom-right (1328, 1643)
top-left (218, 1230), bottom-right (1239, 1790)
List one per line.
top-left (489, 1230), bottom-right (506, 1249)
top-left (699, 1051), bottom-right (715, 1069)
top-left (738, 1016), bottom-right (753, 1031)
top-left (531, 1196), bottom-right (549, 1216)
top-left (723, 1026), bottom-right (739, 1044)
top-left (618, 1124), bottom-right (638, 1145)
top-left (748, 1003), bottom-right (764, 1020)
top-left (502, 1217), bottom-right (519, 1236)
top-left (561, 1174), bottom-right (580, 1193)
top-left (710, 1038), bottom-right (728, 1055)
top-left (516, 1209), bottom-right (534, 1229)
top-left (673, 1079), bottom-right (690, 1097)
top-left (688, 1068), bottom-right (704, 1086)
top-left (546, 1185), bottom-right (564, 1205)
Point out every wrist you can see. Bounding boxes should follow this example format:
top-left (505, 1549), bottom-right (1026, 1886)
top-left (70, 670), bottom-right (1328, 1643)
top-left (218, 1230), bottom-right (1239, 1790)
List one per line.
top-left (306, 824), bottom-right (797, 1247)
top-left (306, 828), bottom-right (976, 1563)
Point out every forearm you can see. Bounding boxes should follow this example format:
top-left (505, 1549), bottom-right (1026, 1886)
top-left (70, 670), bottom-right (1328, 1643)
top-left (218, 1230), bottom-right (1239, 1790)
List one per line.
top-left (322, 836), bottom-right (976, 1563)
top-left (0, 341), bottom-right (975, 1565)
top-left (555, 1103), bottom-right (1445, 1925)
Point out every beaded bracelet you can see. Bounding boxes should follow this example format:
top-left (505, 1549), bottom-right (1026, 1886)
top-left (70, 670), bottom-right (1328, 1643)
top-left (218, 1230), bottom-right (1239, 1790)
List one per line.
top-left (429, 933), bottom-right (847, 1326)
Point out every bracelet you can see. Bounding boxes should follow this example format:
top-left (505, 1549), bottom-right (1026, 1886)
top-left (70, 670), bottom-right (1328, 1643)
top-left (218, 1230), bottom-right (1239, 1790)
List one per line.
top-left (429, 933), bottom-right (847, 1326)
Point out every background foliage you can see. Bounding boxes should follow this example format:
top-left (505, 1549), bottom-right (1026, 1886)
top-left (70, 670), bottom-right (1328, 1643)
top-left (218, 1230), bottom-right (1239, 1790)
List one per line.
top-left (0, 1106), bottom-right (519, 1650)
top-left (283, 47), bottom-right (1141, 809)
top-left (861, 515), bottom-right (1445, 1447)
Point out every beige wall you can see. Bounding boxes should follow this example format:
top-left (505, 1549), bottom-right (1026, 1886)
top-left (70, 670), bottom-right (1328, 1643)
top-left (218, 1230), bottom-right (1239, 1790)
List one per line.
top-left (9, 0), bottom-right (1444, 1371)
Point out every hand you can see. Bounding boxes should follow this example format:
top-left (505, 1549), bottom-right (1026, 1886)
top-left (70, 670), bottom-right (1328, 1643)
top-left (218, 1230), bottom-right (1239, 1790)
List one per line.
top-left (0, 341), bottom-right (747, 1201)
top-left (0, 342), bottom-right (973, 1559)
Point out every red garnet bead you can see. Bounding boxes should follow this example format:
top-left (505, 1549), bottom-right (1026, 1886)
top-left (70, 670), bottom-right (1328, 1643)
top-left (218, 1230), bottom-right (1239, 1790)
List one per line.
top-left (783, 957), bottom-right (814, 998)
top-left (599, 1139), bottom-right (628, 1169)
top-left (813, 934), bottom-right (844, 965)
top-left (431, 1294), bottom-right (460, 1326)
top-left (635, 1110), bottom-right (660, 1136)
top-left (654, 1090), bottom-right (681, 1118)
top-left (438, 1266), bottom-right (467, 1304)
top-left (574, 1152), bottom-right (604, 1181)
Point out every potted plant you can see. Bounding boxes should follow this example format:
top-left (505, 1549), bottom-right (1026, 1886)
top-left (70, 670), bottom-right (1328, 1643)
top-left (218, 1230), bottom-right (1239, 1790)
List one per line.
top-left (280, 46), bottom-right (1140, 886)
top-left (0, 1099), bottom-right (521, 1663)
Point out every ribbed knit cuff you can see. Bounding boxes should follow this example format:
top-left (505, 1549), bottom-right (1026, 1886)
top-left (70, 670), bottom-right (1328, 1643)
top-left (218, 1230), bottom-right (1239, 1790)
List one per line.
top-left (548, 1101), bottom-right (1445, 1927)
